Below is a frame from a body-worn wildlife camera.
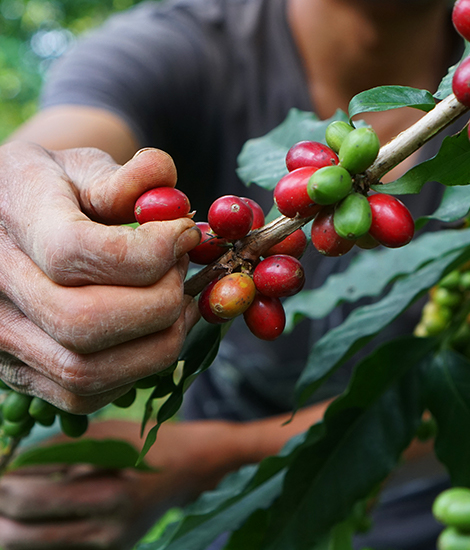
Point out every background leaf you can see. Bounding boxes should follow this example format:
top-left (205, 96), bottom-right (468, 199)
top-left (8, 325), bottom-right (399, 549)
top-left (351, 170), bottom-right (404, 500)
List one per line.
top-left (416, 185), bottom-right (470, 229)
top-left (348, 86), bottom-right (436, 119)
top-left (434, 40), bottom-right (470, 100)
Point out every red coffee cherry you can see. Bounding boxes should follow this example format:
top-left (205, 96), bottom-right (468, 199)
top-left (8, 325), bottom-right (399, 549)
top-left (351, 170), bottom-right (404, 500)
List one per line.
top-left (134, 187), bottom-right (191, 223)
top-left (368, 194), bottom-right (415, 248)
top-left (241, 197), bottom-right (265, 229)
top-left (198, 279), bottom-right (230, 324)
top-left (452, 56), bottom-right (470, 108)
top-left (453, 0), bottom-right (470, 42)
top-left (264, 229), bottom-right (308, 259)
top-left (253, 255), bottom-right (305, 298)
top-left (208, 195), bottom-right (254, 240)
top-left (310, 206), bottom-right (356, 256)
top-left (274, 166), bottom-right (322, 218)
top-left (243, 294), bottom-right (286, 341)
top-left (188, 222), bottom-right (229, 265)
top-left (209, 272), bottom-right (256, 319)
top-left (286, 140), bottom-right (339, 172)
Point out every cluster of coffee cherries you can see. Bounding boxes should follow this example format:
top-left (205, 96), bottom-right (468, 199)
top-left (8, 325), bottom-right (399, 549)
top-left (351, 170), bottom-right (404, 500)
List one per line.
top-left (0, 379), bottom-right (88, 439)
top-left (275, 121), bottom-right (415, 257)
top-left (433, 486), bottom-right (470, 550)
top-left (414, 264), bottom-right (470, 356)
top-left (452, 0), bottom-right (470, 117)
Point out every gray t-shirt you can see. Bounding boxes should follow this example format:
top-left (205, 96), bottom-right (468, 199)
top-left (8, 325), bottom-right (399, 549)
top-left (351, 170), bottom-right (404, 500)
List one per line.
top-left (42, 0), bottom-right (451, 422)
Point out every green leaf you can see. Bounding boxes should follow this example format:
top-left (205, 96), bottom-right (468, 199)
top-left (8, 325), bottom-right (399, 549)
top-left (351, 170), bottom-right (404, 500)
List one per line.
top-left (295, 249), bottom-right (465, 408)
top-left (224, 509), bottom-right (271, 550)
top-left (371, 129), bottom-right (470, 195)
top-left (284, 228), bottom-right (470, 331)
top-left (259, 337), bottom-right (430, 550)
top-left (10, 439), bottom-right (154, 472)
top-left (416, 185), bottom-right (470, 230)
top-left (434, 40), bottom-right (470, 100)
top-left (425, 349), bottom-right (470, 487)
top-left (236, 109), bottom-right (349, 191)
top-left (348, 86), bottom-right (436, 120)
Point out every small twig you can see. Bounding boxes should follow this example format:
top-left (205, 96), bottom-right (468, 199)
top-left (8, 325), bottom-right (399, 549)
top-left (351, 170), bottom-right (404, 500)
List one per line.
top-left (184, 93), bottom-right (470, 297)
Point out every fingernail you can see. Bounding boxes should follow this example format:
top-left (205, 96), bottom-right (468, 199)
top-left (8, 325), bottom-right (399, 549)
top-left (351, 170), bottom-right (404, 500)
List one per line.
top-left (132, 147), bottom-right (155, 158)
top-left (175, 226), bottom-right (201, 258)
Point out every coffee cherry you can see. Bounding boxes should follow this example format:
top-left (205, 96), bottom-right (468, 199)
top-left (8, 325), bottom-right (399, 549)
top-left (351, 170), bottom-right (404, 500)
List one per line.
top-left (438, 527), bottom-right (470, 550)
top-left (188, 222), bottom-right (229, 265)
top-left (368, 194), bottom-right (414, 248)
top-left (453, 0), bottom-right (470, 42)
top-left (452, 56), bottom-right (470, 108)
top-left (333, 192), bottom-right (372, 240)
top-left (253, 255), bottom-right (305, 298)
top-left (3, 417), bottom-right (35, 438)
top-left (264, 229), bottom-right (308, 259)
top-left (134, 374), bottom-right (160, 389)
top-left (325, 121), bottom-right (355, 153)
top-left (113, 388), bottom-right (137, 408)
top-left (286, 141), bottom-right (339, 172)
top-left (59, 412), bottom-right (89, 438)
top-left (274, 166), bottom-right (322, 218)
top-left (134, 187), bottom-right (191, 223)
top-left (241, 197), bottom-right (265, 229)
top-left (199, 278), bottom-right (230, 324)
top-left (355, 233), bottom-right (379, 250)
top-left (339, 127), bottom-right (380, 174)
top-left (434, 487), bottom-right (470, 530)
top-left (433, 287), bottom-right (463, 309)
top-left (3, 392), bottom-right (32, 423)
top-left (209, 272), bottom-right (256, 319)
top-left (439, 270), bottom-right (462, 291)
top-left (29, 397), bottom-right (57, 426)
top-left (311, 206), bottom-right (356, 256)
top-left (243, 294), bottom-right (286, 341)
top-left (208, 195), bottom-right (254, 240)
top-left (307, 165), bottom-right (353, 205)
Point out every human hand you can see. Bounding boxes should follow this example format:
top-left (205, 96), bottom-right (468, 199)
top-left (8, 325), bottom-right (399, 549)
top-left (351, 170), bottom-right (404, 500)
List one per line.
top-left (0, 142), bottom-right (201, 413)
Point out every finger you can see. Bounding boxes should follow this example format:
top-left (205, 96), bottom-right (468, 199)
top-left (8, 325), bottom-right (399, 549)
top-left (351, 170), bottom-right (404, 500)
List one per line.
top-left (0, 143), bottom-right (200, 286)
top-left (1, 235), bottom-right (189, 352)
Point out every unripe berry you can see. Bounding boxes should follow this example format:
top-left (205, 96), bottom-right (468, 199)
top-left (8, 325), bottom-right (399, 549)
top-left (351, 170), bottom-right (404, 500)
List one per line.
top-left (59, 412), bottom-right (89, 438)
top-left (339, 127), bottom-right (380, 175)
top-left (452, 56), bottom-right (470, 108)
top-left (333, 192), bottom-right (372, 240)
top-left (253, 255), bottom-right (305, 298)
top-left (208, 195), bottom-right (254, 240)
top-left (263, 229), bottom-right (308, 259)
top-left (243, 294), bottom-right (286, 341)
top-left (453, 0), bottom-right (470, 42)
top-left (368, 194), bottom-right (414, 248)
top-left (198, 278), bottom-right (230, 325)
top-left (286, 141), bottom-right (339, 172)
top-left (3, 392), bottom-right (32, 423)
top-left (325, 121), bottom-right (355, 153)
top-left (209, 272), bottom-right (256, 319)
top-left (113, 388), bottom-right (137, 408)
top-left (188, 222), bottom-right (229, 265)
top-left (310, 206), bottom-right (356, 256)
top-left (307, 165), bottom-right (353, 205)
top-left (274, 166), bottom-right (322, 218)
top-left (134, 187), bottom-right (191, 223)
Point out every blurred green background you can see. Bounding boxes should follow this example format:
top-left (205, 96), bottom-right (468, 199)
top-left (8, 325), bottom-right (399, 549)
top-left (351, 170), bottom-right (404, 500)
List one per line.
top-left (0, 0), bottom-right (146, 141)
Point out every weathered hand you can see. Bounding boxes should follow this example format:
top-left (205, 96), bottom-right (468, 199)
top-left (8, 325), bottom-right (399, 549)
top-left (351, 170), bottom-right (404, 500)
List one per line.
top-left (0, 143), bottom-right (201, 413)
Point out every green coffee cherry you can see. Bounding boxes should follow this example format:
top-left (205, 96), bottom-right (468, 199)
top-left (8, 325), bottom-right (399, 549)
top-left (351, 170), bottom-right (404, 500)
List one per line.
top-left (29, 397), bottom-right (57, 426)
top-left (325, 121), bottom-right (355, 153)
top-left (460, 271), bottom-right (470, 291)
top-left (113, 388), bottom-right (137, 408)
top-left (3, 392), bottom-right (33, 423)
top-left (307, 165), bottom-right (352, 205)
top-left (338, 127), bottom-right (380, 174)
top-left (433, 288), bottom-right (463, 309)
top-left (333, 192), bottom-right (372, 240)
top-left (438, 527), bottom-right (470, 550)
top-left (434, 488), bottom-right (470, 531)
top-left (439, 270), bottom-right (462, 291)
top-left (421, 302), bottom-right (452, 336)
top-left (59, 413), bottom-right (89, 438)
top-left (134, 374), bottom-right (160, 389)
top-left (3, 417), bottom-right (35, 438)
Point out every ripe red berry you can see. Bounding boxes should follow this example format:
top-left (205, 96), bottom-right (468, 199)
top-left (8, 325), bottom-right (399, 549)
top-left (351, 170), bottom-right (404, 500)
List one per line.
top-left (208, 195), bottom-right (254, 240)
top-left (241, 197), bottom-right (265, 229)
top-left (253, 255), bottom-right (305, 298)
top-left (310, 206), bottom-right (356, 256)
top-left (367, 194), bottom-right (414, 248)
top-left (264, 229), bottom-right (308, 259)
top-left (453, 0), bottom-right (470, 42)
top-left (452, 56), bottom-right (470, 108)
top-left (274, 166), bottom-right (322, 219)
top-left (209, 272), bottom-right (256, 319)
top-left (286, 141), bottom-right (339, 172)
top-left (188, 222), bottom-right (229, 265)
top-left (198, 279), bottom-right (230, 324)
top-left (134, 187), bottom-right (191, 223)
top-left (243, 294), bottom-right (286, 341)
